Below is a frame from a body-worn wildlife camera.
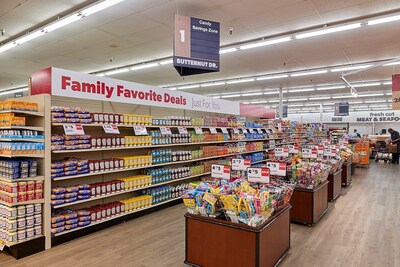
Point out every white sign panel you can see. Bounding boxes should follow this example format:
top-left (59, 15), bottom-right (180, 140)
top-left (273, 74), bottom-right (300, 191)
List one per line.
top-left (274, 147), bottom-right (289, 157)
top-left (194, 127), bottom-right (203, 134)
top-left (160, 127), bottom-right (172, 135)
top-left (45, 68), bottom-right (240, 115)
top-left (211, 164), bottom-right (231, 179)
top-left (209, 127), bottom-right (217, 134)
top-left (177, 127), bottom-right (188, 134)
top-left (220, 127), bottom-right (229, 134)
top-left (133, 126), bottom-right (148, 135)
top-left (302, 148), bottom-right (318, 159)
top-left (288, 145), bottom-right (299, 154)
top-left (266, 162), bottom-right (287, 176)
top-left (102, 124), bottom-right (120, 134)
top-left (231, 158), bottom-right (251, 171)
top-left (63, 124), bottom-right (85, 135)
top-left (247, 167), bottom-right (270, 183)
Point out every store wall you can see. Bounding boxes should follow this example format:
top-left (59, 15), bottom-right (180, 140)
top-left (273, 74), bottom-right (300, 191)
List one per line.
top-left (287, 110), bottom-right (400, 135)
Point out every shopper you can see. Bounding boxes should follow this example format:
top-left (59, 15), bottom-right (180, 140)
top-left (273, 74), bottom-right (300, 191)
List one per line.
top-left (353, 129), bottom-right (361, 138)
top-left (388, 128), bottom-right (400, 164)
top-left (342, 130), bottom-right (351, 139)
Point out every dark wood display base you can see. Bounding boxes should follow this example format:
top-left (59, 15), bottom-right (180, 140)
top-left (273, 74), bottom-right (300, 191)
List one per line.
top-left (185, 204), bottom-right (291, 267)
top-left (341, 163), bottom-right (352, 187)
top-left (2, 236), bottom-right (45, 259)
top-left (52, 198), bottom-right (181, 247)
top-left (289, 180), bottom-right (328, 226)
top-left (328, 169), bottom-right (342, 201)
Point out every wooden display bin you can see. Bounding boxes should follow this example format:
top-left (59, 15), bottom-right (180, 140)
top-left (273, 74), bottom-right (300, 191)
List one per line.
top-left (185, 204), bottom-right (291, 267)
top-left (341, 163), bottom-right (352, 187)
top-left (328, 169), bottom-right (342, 201)
top-left (289, 180), bottom-right (328, 225)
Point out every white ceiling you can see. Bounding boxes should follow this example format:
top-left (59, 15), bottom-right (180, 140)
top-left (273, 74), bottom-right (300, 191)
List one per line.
top-left (1, 0), bottom-right (400, 110)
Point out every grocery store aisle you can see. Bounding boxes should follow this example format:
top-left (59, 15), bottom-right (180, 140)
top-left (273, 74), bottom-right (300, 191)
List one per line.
top-left (1, 162), bottom-right (399, 267)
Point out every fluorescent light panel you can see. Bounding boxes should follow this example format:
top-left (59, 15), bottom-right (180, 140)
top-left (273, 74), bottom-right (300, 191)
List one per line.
top-left (220, 48), bottom-right (237, 54)
top-left (288, 88), bottom-right (315, 93)
top-left (201, 82), bottom-right (225, 87)
top-left (226, 79), bottom-right (255, 84)
top-left (240, 37), bottom-right (292, 50)
top-left (220, 94), bottom-right (241, 98)
top-left (291, 70), bottom-right (328, 77)
top-left (159, 59), bottom-right (173, 65)
top-left (309, 96), bottom-right (331, 100)
top-left (288, 98), bottom-right (308, 102)
top-left (353, 82), bottom-right (380, 87)
top-left (330, 64), bottom-right (372, 72)
top-left (177, 84), bottom-right (199, 90)
top-left (296, 23), bottom-right (361, 39)
top-left (130, 62), bottom-right (158, 71)
top-left (242, 92), bottom-right (263, 96)
top-left (316, 85), bottom-right (346, 91)
top-left (368, 14), bottom-right (400, 25)
top-left (256, 74), bottom-right (288, 81)
top-left (104, 68), bottom-right (129, 75)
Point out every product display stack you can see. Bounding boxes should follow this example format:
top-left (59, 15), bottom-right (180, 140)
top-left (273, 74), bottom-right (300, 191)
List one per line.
top-left (0, 98), bottom-right (46, 259)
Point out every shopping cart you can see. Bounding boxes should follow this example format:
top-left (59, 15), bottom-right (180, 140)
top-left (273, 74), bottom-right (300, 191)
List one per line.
top-left (374, 140), bottom-right (392, 163)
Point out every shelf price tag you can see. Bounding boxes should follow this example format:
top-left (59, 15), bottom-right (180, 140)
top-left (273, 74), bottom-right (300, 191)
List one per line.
top-left (194, 127), bottom-right (203, 134)
top-left (317, 145), bottom-right (324, 156)
top-left (102, 124), bottom-right (120, 134)
top-left (231, 158), bottom-right (251, 171)
top-left (220, 127), bottom-right (229, 134)
top-left (266, 162), bottom-right (287, 176)
top-left (323, 148), bottom-right (332, 156)
top-left (288, 145), bottom-right (299, 154)
top-left (233, 128), bottom-right (239, 134)
top-left (160, 127), bottom-right (172, 135)
top-left (133, 126), bottom-right (148, 135)
top-left (302, 148), bottom-right (318, 159)
top-left (241, 128), bottom-right (248, 133)
top-left (269, 139), bottom-right (276, 149)
top-left (256, 128), bottom-right (263, 134)
top-left (274, 147), bottom-right (289, 157)
top-left (209, 127), bottom-right (217, 134)
top-left (63, 124), bottom-right (85, 135)
top-left (177, 127), bottom-right (188, 134)
top-left (247, 167), bottom-right (270, 183)
top-left (211, 164), bottom-right (231, 179)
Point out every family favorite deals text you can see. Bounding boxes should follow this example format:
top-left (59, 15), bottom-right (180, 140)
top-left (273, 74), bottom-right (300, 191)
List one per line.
top-left (60, 75), bottom-right (222, 112)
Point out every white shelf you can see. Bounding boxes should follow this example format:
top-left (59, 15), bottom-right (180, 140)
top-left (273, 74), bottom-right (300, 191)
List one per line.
top-left (53, 197), bottom-right (182, 237)
top-left (0, 126), bottom-right (44, 131)
top-left (52, 172), bottom-right (210, 209)
top-left (0, 138), bottom-right (44, 142)
top-left (1, 235), bottom-right (44, 247)
top-left (0, 153), bottom-right (44, 158)
top-left (52, 149), bottom-right (266, 181)
top-left (0, 110), bottom-right (44, 117)
top-left (0, 198), bottom-right (44, 207)
top-left (51, 139), bottom-right (278, 154)
top-left (0, 176), bottom-right (44, 183)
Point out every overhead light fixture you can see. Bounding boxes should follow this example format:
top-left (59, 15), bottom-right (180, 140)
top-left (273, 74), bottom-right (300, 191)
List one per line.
top-left (330, 64), bottom-right (373, 72)
top-left (242, 92), bottom-right (263, 97)
top-left (304, 103), bottom-right (321, 107)
top-left (241, 101), bottom-right (250, 104)
top-left (309, 96), bottom-right (331, 100)
top-left (44, 14), bottom-right (82, 33)
top-left (290, 70), bottom-right (328, 77)
top-left (323, 102), bottom-right (336, 105)
top-left (263, 91), bottom-right (279, 95)
top-left (256, 74), bottom-right (288, 81)
top-left (220, 48), bottom-right (237, 54)
top-left (159, 59), bottom-right (173, 65)
top-left (220, 94), bottom-right (241, 98)
top-left (201, 82), bottom-right (225, 87)
top-left (81, 0), bottom-right (126, 16)
top-left (177, 84), bottom-right (199, 90)
top-left (316, 85), bottom-right (346, 91)
top-left (368, 14), bottom-right (400, 25)
top-left (296, 23), bottom-right (361, 39)
top-left (288, 88), bottom-right (315, 93)
top-left (212, 96), bottom-right (221, 99)
top-left (96, 73), bottom-right (106, 77)
top-left (130, 62), bottom-right (159, 71)
top-left (384, 61), bottom-right (400, 66)
top-left (349, 101), bottom-right (363, 104)
top-left (269, 100), bottom-right (280, 103)
top-left (168, 87), bottom-right (177, 91)
top-left (288, 98), bottom-right (308, 102)
top-left (0, 87), bottom-right (28, 96)
top-left (369, 104), bottom-right (389, 108)
top-left (386, 92), bottom-right (393, 95)
top-left (290, 104), bottom-right (303, 107)
top-left (239, 37), bottom-right (292, 50)
top-left (383, 81), bottom-right (392, 85)
top-left (332, 95), bottom-right (354, 99)
top-left (250, 100), bottom-right (269, 104)
top-left (226, 78), bottom-right (255, 84)
top-left (364, 100), bottom-right (387, 103)
top-left (356, 108), bottom-right (370, 111)
top-left (358, 93), bottom-right (385, 97)
top-left (104, 68), bottom-right (130, 76)
top-left (0, 42), bottom-right (17, 53)
top-left (15, 31), bottom-right (45, 45)
top-left (352, 82), bottom-right (381, 87)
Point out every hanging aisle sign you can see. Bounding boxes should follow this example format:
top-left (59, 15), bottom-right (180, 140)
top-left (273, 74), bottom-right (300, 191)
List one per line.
top-left (392, 74), bottom-right (400, 110)
top-left (30, 67), bottom-right (240, 115)
top-left (173, 15), bottom-right (220, 76)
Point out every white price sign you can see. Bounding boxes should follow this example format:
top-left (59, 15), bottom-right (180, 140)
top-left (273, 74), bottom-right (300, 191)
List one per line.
top-left (63, 124), bottom-right (85, 135)
top-left (231, 158), bottom-right (251, 171)
top-left (194, 127), bottom-right (203, 134)
top-left (249, 128), bottom-right (255, 132)
top-left (102, 124), bottom-right (120, 134)
top-left (288, 145), bottom-right (299, 154)
top-left (256, 128), bottom-right (263, 134)
top-left (209, 127), bottom-right (217, 134)
top-left (266, 162), bottom-right (287, 176)
top-left (220, 127), bottom-right (229, 134)
top-left (317, 146), bottom-right (324, 155)
top-left (177, 127), bottom-right (188, 134)
top-left (160, 127), bottom-right (172, 135)
top-left (211, 164), bottom-right (231, 179)
top-left (247, 167), bottom-right (270, 183)
top-left (302, 148), bottom-right (318, 159)
top-left (233, 128), bottom-right (239, 134)
top-left (133, 126), bottom-right (148, 135)
top-left (323, 148), bottom-right (332, 156)
top-left (274, 147), bottom-right (289, 157)
top-left (241, 128), bottom-right (248, 133)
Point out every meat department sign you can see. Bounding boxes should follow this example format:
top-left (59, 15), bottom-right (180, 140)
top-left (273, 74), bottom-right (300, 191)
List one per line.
top-left (287, 110), bottom-right (400, 123)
